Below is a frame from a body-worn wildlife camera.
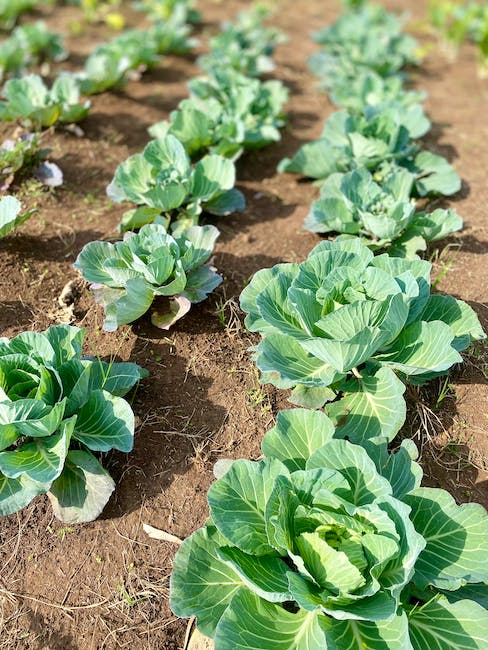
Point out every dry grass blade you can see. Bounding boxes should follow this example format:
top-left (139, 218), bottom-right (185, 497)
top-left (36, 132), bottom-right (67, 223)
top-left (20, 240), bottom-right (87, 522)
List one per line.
top-left (142, 524), bottom-right (183, 545)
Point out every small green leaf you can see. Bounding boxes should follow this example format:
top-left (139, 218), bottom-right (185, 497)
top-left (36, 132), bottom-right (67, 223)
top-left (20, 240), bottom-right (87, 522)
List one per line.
top-left (0, 195), bottom-right (36, 238)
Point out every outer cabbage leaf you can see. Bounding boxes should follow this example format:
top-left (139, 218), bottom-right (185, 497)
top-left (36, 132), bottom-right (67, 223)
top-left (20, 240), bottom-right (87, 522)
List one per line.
top-left (407, 598), bottom-right (488, 650)
top-left (214, 591), bottom-right (329, 649)
top-left (0, 195), bottom-right (36, 238)
top-left (47, 450), bottom-right (115, 523)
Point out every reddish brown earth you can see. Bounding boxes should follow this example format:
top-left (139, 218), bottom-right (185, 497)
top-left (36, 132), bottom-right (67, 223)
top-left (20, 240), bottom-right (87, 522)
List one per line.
top-left (0, 1), bottom-right (487, 648)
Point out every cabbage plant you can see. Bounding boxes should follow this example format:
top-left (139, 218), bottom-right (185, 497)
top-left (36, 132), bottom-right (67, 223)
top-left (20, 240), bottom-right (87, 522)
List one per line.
top-left (74, 223), bottom-right (222, 331)
top-left (146, 8), bottom-right (198, 56)
top-left (149, 69), bottom-right (288, 158)
top-left (0, 324), bottom-right (147, 522)
top-left (134, 0), bottom-right (200, 24)
top-left (198, 7), bottom-right (285, 77)
top-left (0, 74), bottom-right (90, 129)
top-left (0, 0), bottom-right (39, 28)
top-left (325, 70), bottom-right (427, 112)
top-left (107, 135), bottom-right (245, 232)
top-left (305, 167), bottom-right (463, 257)
top-left (77, 30), bottom-right (160, 95)
top-left (171, 408), bottom-right (488, 649)
top-left (240, 237), bottom-right (485, 440)
top-left (0, 132), bottom-right (63, 191)
top-left (310, 4), bottom-right (419, 80)
top-left (0, 22), bottom-right (66, 82)
top-left (279, 108), bottom-right (461, 197)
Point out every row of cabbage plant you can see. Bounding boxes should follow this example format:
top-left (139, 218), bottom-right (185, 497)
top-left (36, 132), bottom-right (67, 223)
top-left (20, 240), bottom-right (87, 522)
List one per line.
top-left (0, 4), bottom-right (289, 522)
top-left (0, 0), bottom-right (200, 520)
top-left (0, 0), bottom-right (197, 193)
top-left (280, 2), bottom-right (464, 258)
top-left (74, 6), bottom-right (289, 332)
top-left (168, 2), bottom-right (488, 648)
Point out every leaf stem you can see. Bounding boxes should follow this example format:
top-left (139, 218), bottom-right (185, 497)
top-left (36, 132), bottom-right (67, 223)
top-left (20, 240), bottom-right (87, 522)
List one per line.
top-left (351, 367), bottom-right (362, 379)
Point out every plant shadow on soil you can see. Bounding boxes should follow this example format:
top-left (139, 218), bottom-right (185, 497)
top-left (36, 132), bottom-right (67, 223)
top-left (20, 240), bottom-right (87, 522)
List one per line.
top-left (99, 342), bottom-right (228, 519)
top-left (215, 251), bottom-right (286, 289)
top-left (138, 58), bottom-right (198, 85)
top-left (0, 300), bottom-right (36, 330)
top-left (212, 191), bottom-right (300, 243)
top-left (21, 609), bottom-right (78, 650)
top-left (54, 151), bottom-right (116, 191)
top-left (422, 120), bottom-right (460, 164)
top-left (402, 337), bottom-right (488, 509)
top-left (81, 110), bottom-right (159, 149)
top-left (236, 113), bottom-right (324, 182)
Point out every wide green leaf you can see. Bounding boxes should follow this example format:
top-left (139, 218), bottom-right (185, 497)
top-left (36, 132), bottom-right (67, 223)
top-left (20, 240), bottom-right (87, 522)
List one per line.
top-left (256, 334), bottom-right (341, 389)
top-left (0, 472), bottom-right (48, 515)
top-left (89, 360), bottom-right (148, 396)
top-left (47, 450), bottom-right (115, 523)
top-left (306, 439), bottom-right (392, 506)
top-left (375, 321), bottom-right (461, 376)
top-left (420, 295), bottom-right (485, 351)
top-left (261, 409), bottom-right (335, 471)
top-left (405, 488), bottom-right (488, 589)
top-left (73, 389), bottom-right (134, 452)
top-left (363, 438), bottom-right (422, 500)
top-left (191, 154), bottom-right (235, 199)
top-left (144, 134), bottom-right (189, 175)
top-left (325, 611), bottom-right (413, 650)
top-left (413, 151), bottom-right (461, 197)
top-left (208, 458), bottom-right (288, 556)
top-left (214, 590), bottom-right (329, 649)
top-left (204, 187), bottom-right (246, 216)
top-left (0, 417), bottom-right (73, 482)
top-left (0, 398), bottom-right (66, 441)
top-left (407, 598), bottom-right (488, 650)
top-left (170, 523), bottom-right (244, 637)
top-left (97, 277), bottom-right (155, 331)
top-left (241, 264), bottom-right (299, 333)
top-left (327, 366), bottom-right (406, 442)
top-left (43, 325), bottom-right (84, 366)
top-left (218, 545), bottom-right (290, 602)
top-left (439, 582), bottom-right (488, 609)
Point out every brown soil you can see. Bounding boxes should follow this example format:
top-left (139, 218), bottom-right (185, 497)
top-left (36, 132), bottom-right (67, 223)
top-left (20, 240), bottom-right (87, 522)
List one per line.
top-left (0, 1), bottom-right (487, 648)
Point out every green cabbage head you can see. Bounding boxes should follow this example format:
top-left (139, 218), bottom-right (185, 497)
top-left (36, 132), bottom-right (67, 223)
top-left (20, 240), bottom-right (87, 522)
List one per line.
top-left (240, 237), bottom-right (485, 441)
top-left (75, 223), bottom-right (222, 331)
top-left (170, 408), bottom-right (488, 649)
top-left (0, 324), bottom-right (147, 522)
